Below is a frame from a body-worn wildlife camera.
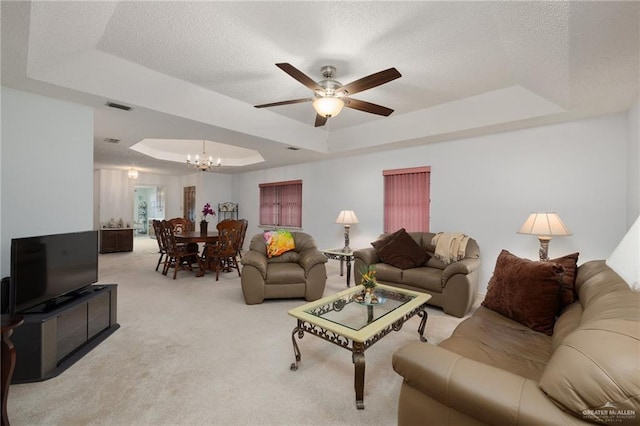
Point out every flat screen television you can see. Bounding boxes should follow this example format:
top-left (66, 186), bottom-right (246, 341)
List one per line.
top-left (10, 230), bottom-right (98, 313)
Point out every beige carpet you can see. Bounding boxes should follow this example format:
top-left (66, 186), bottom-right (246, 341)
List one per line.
top-left (8, 236), bottom-right (476, 426)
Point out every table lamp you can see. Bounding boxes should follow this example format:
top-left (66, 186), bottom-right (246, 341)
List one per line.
top-left (335, 210), bottom-right (359, 251)
top-left (518, 212), bottom-right (571, 261)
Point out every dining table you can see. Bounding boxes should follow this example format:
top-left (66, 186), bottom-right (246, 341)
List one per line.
top-left (174, 231), bottom-right (221, 276)
top-left (174, 231), bottom-right (219, 244)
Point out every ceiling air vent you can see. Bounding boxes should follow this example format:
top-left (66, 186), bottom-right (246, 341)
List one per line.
top-left (104, 138), bottom-right (121, 144)
top-left (106, 101), bottom-right (132, 111)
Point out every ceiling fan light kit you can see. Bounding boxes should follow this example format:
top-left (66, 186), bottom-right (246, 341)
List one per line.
top-left (254, 63), bottom-right (401, 127)
top-left (312, 97), bottom-right (345, 118)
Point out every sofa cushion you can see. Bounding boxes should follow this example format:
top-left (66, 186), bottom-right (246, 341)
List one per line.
top-left (550, 252), bottom-right (579, 310)
top-left (439, 306), bottom-right (553, 381)
top-left (264, 229), bottom-right (295, 258)
top-left (482, 250), bottom-right (564, 335)
top-left (264, 262), bottom-right (305, 284)
top-left (372, 263), bottom-right (403, 283)
top-left (371, 228), bottom-right (427, 269)
top-left (402, 267), bottom-right (444, 293)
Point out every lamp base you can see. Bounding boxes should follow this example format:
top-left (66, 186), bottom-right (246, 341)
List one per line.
top-left (537, 236), bottom-right (551, 261)
top-left (343, 224), bottom-right (351, 252)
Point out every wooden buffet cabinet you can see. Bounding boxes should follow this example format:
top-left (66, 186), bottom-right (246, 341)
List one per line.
top-left (100, 228), bottom-right (133, 253)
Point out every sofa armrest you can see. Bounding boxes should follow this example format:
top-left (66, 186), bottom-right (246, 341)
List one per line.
top-left (298, 249), bottom-right (328, 275)
top-left (353, 247), bottom-right (380, 266)
top-left (441, 258), bottom-right (480, 286)
top-left (393, 343), bottom-right (584, 425)
top-left (241, 250), bottom-right (268, 279)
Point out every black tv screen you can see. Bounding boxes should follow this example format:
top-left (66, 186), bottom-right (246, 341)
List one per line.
top-left (10, 230), bottom-right (98, 313)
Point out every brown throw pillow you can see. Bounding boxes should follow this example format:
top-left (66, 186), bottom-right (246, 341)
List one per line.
top-left (482, 250), bottom-right (565, 335)
top-left (549, 252), bottom-right (579, 310)
top-left (371, 228), bottom-right (427, 269)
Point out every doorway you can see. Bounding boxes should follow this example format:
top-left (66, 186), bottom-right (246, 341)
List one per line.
top-left (134, 186), bottom-right (166, 235)
top-left (184, 186), bottom-right (196, 231)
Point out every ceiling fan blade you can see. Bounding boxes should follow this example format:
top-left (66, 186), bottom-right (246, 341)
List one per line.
top-left (344, 98), bottom-right (395, 116)
top-left (315, 114), bottom-right (327, 127)
top-left (254, 98), bottom-right (313, 108)
top-left (338, 68), bottom-right (402, 96)
top-left (276, 63), bottom-right (323, 92)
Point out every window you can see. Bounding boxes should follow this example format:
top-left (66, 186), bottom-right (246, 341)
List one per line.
top-left (259, 180), bottom-right (302, 227)
top-left (383, 167), bottom-right (430, 233)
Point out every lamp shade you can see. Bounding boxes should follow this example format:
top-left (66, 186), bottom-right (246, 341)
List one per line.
top-left (335, 210), bottom-right (359, 225)
top-left (518, 212), bottom-right (571, 237)
top-left (313, 97), bottom-right (345, 118)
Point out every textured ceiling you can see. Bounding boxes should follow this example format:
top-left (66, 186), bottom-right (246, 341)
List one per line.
top-left (1, 1), bottom-right (639, 175)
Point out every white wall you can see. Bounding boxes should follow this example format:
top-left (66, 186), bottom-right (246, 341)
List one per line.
top-left (627, 98), bottom-right (639, 227)
top-left (235, 113), bottom-right (629, 294)
top-left (1, 88), bottom-right (93, 276)
top-left (96, 169), bottom-right (134, 227)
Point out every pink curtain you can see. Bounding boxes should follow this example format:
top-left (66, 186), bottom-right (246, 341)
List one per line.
top-left (259, 180), bottom-right (302, 227)
top-left (384, 167), bottom-right (430, 233)
top-left (259, 186), bottom-right (277, 225)
top-left (279, 182), bottom-right (302, 227)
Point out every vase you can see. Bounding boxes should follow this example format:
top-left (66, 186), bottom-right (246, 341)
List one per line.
top-left (200, 221), bottom-right (208, 235)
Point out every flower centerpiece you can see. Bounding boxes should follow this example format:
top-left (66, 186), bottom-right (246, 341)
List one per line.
top-left (200, 203), bottom-right (215, 234)
top-left (357, 265), bottom-right (379, 304)
top-left (360, 265), bottom-right (378, 289)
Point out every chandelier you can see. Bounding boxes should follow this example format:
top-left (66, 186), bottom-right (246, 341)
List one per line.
top-left (187, 140), bottom-right (221, 172)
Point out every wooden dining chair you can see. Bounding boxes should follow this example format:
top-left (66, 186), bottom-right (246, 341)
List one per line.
top-left (167, 216), bottom-right (199, 253)
top-left (152, 220), bottom-right (167, 272)
top-left (237, 219), bottom-right (248, 259)
top-left (216, 220), bottom-right (244, 269)
top-left (167, 217), bottom-right (191, 233)
top-left (201, 227), bottom-right (241, 281)
top-left (161, 220), bottom-right (203, 279)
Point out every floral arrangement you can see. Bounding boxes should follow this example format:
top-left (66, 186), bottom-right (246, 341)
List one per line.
top-left (201, 203), bottom-right (215, 223)
top-left (360, 265), bottom-right (378, 289)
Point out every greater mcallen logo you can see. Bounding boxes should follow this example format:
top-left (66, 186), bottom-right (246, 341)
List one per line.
top-left (582, 402), bottom-right (636, 423)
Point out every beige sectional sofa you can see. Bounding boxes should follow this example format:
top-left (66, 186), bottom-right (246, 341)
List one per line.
top-left (353, 231), bottom-right (481, 317)
top-left (392, 260), bottom-right (640, 425)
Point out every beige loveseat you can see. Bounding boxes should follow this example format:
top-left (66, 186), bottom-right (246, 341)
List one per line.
top-left (392, 260), bottom-right (640, 425)
top-left (240, 232), bottom-right (328, 304)
top-left (354, 232), bottom-right (480, 317)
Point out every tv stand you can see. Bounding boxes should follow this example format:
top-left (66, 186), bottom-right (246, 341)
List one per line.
top-left (11, 284), bottom-right (118, 383)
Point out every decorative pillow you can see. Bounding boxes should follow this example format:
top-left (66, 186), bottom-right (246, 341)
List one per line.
top-left (482, 250), bottom-right (565, 335)
top-left (371, 228), bottom-right (427, 270)
top-left (263, 230), bottom-right (295, 258)
top-left (550, 252), bottom-right (579, 310)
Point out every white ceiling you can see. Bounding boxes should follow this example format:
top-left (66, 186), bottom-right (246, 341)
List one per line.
top-left (2, 1), bottom-right (639, 176)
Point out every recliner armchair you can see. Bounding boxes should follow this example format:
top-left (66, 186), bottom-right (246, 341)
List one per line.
top-left (240, 232), bottom-right (328, 305)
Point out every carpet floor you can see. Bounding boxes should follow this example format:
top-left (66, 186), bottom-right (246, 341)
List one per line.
top-left (7, 236), bottom-right (477, 426)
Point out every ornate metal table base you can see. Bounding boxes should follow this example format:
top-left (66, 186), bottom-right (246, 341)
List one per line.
top-left (290, 304), bottom-right (428, 409)
top-left (322, 250), bottom-right (354, 287)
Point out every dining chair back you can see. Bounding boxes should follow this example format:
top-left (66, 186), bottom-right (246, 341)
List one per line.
top-left (202, 227), bottom-right (241, 281)
top-left (161, 220), bottom-right (202, 279)
top-left (152, 220), bottom-right (167, 272)
top-left (237, 219), bottom-right (249, 259)
top-left (167, 217), bottom-right (191, 233)
top-left (217, 219), bottom-right (244, 263)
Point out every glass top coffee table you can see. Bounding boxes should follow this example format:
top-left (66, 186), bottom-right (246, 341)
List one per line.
top-left (288, 283), bottom-right (431, 409)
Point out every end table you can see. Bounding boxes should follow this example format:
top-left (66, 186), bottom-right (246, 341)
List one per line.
top-left (322, 248), bottom-right (354, 287)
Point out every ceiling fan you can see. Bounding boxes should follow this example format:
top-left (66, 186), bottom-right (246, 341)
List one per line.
top-left (254, 63), bottom-right (402, 127)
